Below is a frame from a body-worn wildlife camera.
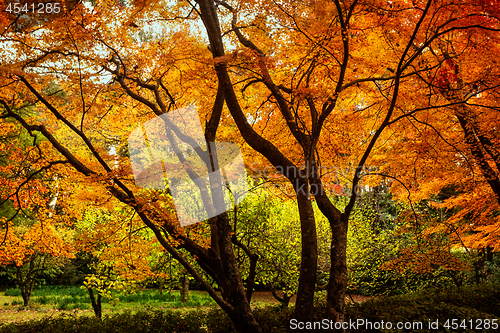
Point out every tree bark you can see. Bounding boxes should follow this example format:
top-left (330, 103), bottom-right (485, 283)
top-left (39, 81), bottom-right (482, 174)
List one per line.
top-left (88, 288), bottom-right (102, 319)
top-left (245, 255), bottom-right (258, 303)
top-left (16, 254), bottom-right (45, 307)
top-left (16, 266), bottom-right (33, 307)
top-left (309, 176), bottom-right (348, 326)
top-left (455, 107), bottom-right (500, 204)
top-left (179, 271), bottom-right (189, 303)
top-left (294, 188), bottom-right (318, 321)
top-left (327, 215), bottom-right (349, 324)
top-left (231, 233), bottom-right (258, 302)
top-left (213, 214), bottom-right (263, 333)
top-left (209, 32), bottom-right (318, 327)
top-left (20, 286), bottom-right (31, 307)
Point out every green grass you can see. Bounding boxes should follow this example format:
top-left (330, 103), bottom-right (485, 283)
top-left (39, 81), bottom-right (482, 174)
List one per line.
top-left (5, 285), bottom-right (88, 298)
top-left (2, 285), bottom-right (216, 311)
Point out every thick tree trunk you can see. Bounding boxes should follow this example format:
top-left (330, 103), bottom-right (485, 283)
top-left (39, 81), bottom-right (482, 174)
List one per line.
top-left (327, 215), bottom-right (349, 325)
top-left (21, 289), bottom-right (31, 307)
top-left (294, 189), bottom-right (318, 321)
top-left (310, 177), bottom-right (348, 327)
top-left (214, 214), bottom-right (263, 333)
top-left (225, 307), bottom-right (262, 333)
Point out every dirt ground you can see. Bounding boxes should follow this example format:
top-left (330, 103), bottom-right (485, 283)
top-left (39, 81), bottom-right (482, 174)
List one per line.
top-left (344, 294), bottom-right (372, 304)
top-left (250, 291), bottom-right (371, 306)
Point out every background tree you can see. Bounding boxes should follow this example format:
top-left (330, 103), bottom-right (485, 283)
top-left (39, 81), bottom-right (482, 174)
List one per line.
top-left (370, 2), bottom-right (500, 287)
top-left (0, 116), bottom-right (74, 306)
top-left (75, 206), bottom-right (160, 318)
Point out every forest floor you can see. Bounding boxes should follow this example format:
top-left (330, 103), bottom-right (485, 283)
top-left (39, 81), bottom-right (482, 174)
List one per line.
top-left (0, 290), bottom-right (371, 324)
top-left (2, 284), bottom-right (499, 333)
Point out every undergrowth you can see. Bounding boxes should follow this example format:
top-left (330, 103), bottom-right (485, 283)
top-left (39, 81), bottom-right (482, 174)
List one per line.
top-left (1, 283), bottom-right (499, 332)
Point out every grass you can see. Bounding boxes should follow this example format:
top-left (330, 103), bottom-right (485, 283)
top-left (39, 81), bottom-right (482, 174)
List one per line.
top-left (0, 285), bottom-right (216, 324)
top-left (3, 285), bottom-right (215, 308)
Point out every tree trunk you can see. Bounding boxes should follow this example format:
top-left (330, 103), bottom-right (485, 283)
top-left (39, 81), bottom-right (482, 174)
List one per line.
top-left (270, 286), bottom-right (293, 307)
top-left (193, 0), bottom-right (318, 329)
top-left (213, 214), bottom-right (263, 333)
top-left (88, 288), bottom-right (102, 319)
top-left (231, 233), bottom-right (259, 303)
top-left (294, 189), bottom-right (318, 321)
top-left (21, 288), bottom-right (31, 307)
top-left (245, 254), bottom-right (258, 303)
top-left (486, 246), bottom-right (494, 263)
top-left (327, 215), bottom-right (349, 325)
top-left (179, 272), bottom-right (189, 303)
top-left (455, 108), bottom-right (500, 204)
top-left (310, 176), bottom-right (348, 327)
top-left (17, 270), bottom-right (33, 307)
top-left (16, 259), bottom-right (38, 307)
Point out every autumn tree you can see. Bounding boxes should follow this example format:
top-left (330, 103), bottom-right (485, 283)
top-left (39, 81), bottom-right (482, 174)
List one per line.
top-left (188, 0), bottom-right (500, 323)
top-left (370, 1), bottom-right (500, 281)
top-left (430, 34), bottom-right (500, 260)
top-left (75, 206), bottom-right (160, 318)
top-left (0, 117), bottom-right (74, 306)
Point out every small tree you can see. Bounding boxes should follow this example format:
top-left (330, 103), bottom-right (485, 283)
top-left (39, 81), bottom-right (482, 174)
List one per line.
top-left (0, 221), bottom-right (73, 306)
top-left (76, 206), bottom-right (159, 318)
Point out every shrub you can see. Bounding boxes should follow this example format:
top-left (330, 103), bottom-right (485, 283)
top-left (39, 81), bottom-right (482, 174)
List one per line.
top-left (254, 305), bottom-right (293, 332)
top-left (4, 288), bottom-right (20, 297)
top-left (346, 283), bottom-right (500, 332)
top-left (204, 308), bottom-right (234, 333)
top-left (0, 309), bottom-right (208, 333)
